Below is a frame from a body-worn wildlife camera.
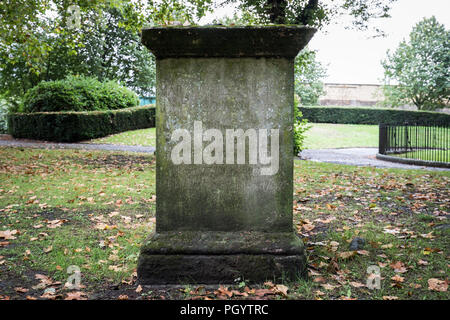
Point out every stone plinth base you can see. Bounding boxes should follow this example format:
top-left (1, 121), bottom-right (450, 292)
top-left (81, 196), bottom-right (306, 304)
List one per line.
top-left (137, 231), bottom-right (307, 284)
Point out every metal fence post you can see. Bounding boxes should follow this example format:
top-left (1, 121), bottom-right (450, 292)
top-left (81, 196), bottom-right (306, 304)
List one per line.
top-left (379, 123), bottom-right (387, 154)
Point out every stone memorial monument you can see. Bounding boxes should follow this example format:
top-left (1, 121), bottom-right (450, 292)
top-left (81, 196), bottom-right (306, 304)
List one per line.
top-left (137, 26), bottom-right (316, 284)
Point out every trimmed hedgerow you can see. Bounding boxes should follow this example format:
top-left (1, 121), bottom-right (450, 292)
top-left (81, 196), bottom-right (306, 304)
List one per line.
top-left (7, 105), bottom-right (155, 142)
top-left (21, 76), bottom-right (139, 113)
top-left (299, 106), bottom-right (450, 125)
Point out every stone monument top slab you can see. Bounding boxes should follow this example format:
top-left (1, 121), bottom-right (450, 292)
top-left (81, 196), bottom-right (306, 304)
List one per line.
top-left (141, 26), bottom-right (316, 58)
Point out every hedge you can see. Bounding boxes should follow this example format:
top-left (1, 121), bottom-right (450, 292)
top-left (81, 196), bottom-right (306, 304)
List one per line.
top-left (298, 106), bottom-right (450, 125)
top-left (7, 105), bottom-right (155, 142)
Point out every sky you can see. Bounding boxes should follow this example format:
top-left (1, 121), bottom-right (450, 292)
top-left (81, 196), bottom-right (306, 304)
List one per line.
top-left (204, 0), bottom-right (450, 85)
top-left (308, 0), bottom-right (450, 84)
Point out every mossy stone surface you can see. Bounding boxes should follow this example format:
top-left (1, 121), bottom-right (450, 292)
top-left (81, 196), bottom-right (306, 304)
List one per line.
top-left (137, 231), bottom-right (307, 284)
top-left (141, 26), bottom-right (316, 58)
top-left (140, 231), bottom-right (305, 255)
top-left (138, 27), bottom-right (315, 284)
top-left (156, 57), bottom-right (294, 232)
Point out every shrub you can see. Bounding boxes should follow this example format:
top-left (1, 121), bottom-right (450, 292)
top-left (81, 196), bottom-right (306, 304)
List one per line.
top-left (8, 105), bottom-right (155, 142)
top-left (299, 106), bottom-right (450, 125)
top-left (21, 76), bottom-right (139, 113)
top-left (293, 95), bottom-right (311, 155)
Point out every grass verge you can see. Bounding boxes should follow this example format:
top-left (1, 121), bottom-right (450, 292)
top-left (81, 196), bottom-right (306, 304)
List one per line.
top-left (88, 124), bottom-right (378, 150)
top-left (0, 147), bottom-right (448, 300)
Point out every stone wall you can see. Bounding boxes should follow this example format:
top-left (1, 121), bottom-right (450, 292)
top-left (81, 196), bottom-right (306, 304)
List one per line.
top-left (319, 83), bottom-right (384, 106)
top-left (319, 83), bottom-right (450, 113)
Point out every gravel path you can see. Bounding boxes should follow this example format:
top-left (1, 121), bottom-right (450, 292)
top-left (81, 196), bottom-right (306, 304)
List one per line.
top-left (300, 148), bottom-right (449, 171)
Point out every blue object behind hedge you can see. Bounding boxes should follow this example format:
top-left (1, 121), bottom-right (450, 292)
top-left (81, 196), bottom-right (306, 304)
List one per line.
top-left (140, 97), bottom-right (156, 105)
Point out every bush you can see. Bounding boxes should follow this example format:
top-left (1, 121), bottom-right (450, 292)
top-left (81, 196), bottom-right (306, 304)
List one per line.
top-left (293, 95), bottom-right (311, 155)
top-left (21, 76), bottom-right (139, 113)
top-left (299, 106), bottom-right (450, 125)
top-left (8, 105), bottom-right (155, 142)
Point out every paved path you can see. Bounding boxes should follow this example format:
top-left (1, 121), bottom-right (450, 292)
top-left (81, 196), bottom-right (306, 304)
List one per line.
top-left (1, 137), bottom-right (447, 171)
top-left (300, 148), bottom-right (449, 171)
top-left (0, 139), bottom-right (155, 154)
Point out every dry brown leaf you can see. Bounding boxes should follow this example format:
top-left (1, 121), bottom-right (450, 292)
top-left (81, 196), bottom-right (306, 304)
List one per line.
top-left (337, 251), bottom-right (356, 260)
top-left (313, 277), bottom-right (326, 283)
top-left (314, 290), bottom-right (325, 296)
top-left (14, 287), bottom-right (29, 293)
top-left (65, 291), bottom-right (88, 300)
top-left (0, 230), bottom-right (18, 240)
top-left (349, 281), bottom-right (366, 288)
top-left (244, 287), bottom-right (255, 295)
top-left (302, 224), bottom-right (315, 232)
top-left (390, 261), bottom-right (408, 273)
top-left (427, 279), bottom-right (448, 292)
top-left (43, 246), bottom-right (53, 253)
top-left (391, 275), bottom-right (405, 283)
top-left (308, 269), bottom-right (322, 276)
top-left (216, 286), bottom-right (233, 298)
top-left (418, 259), bottom-right (429, 266)
top-left (274, 284), bottom-right (288, 296)
top-left (327, 258), bottom-right (340, 273)
top-left (254, 289), bottom-right (274, 297)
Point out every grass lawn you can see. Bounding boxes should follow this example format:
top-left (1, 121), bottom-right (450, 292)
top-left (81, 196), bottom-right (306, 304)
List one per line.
top-left (393, 150), bottom-right (450, 163)
top-left (88, 128), bottom-right (156, 147)
top-left (1, 147), bottom-right (448, 300)
top-left (88, 123), bottom-right (379, 150)
top-left (303, 123), bottom-right (378, 149)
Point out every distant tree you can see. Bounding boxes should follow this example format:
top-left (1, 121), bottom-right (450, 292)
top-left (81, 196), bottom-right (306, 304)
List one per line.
top-left (0, 3), bottom-right (156, 103)
top-left (222, 0), bottom-right (397, 33)
top-left (294, 48), bottom-right (327, 105)
top-left (0, 0), bottom-right (398, 106)
top-left (381, 17), bottom-right (450, 111)
top-left (0, 0), bottom-right (212, 103)
top-left (76, 7), bottom-right (157, 97)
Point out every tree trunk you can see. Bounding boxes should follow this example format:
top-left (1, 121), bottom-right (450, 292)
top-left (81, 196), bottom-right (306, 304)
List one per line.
top-left (267, 0), bottom-right (287, 24)
top-left (296, 0), bottom-right (319, 25)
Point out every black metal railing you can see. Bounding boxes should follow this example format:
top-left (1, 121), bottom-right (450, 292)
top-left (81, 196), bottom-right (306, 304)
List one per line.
top-left (379, 122), bottom-right (450, 163)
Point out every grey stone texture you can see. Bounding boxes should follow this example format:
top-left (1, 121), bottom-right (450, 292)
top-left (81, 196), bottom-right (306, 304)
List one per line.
top-left (137, 26), bottom-right (316, 284)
